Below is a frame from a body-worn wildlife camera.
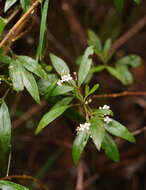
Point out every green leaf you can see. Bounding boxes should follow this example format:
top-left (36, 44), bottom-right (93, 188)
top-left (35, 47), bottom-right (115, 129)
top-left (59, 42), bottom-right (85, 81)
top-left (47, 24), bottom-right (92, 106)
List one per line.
top-left (116, 55), bottom-right (142, 68)
top-left (106, 66), bottom-right (122, 82)
top-left (91, 119), bottom-right (105, 150)
top-left (36, 97), bottom-right (73, 134)
top-left (105, 119), bottom-right (135, 142)
top-left (113, 0), bottom-right (124, 11)
top-left (116, 64), bottom-right (133, 85)
top-left (87, 30), bottom-right (102, 52)
top-left (90, 65), bottom-right (105, 73)
top-left (21, 68), bottom-right (40, 103)
top-left (51, 85), bottom-right (74, 96)
top-left (72, 130), bottom-right (90, 165)
top-left (93, 109), bottom-right (113, 118)
top-left (36, 0), bottom-right (50, 61)
top-left (0, 17), bottom-right (6, 34)
top-left (4, 0), bottom-right (18, 12)
top-left (102, 133), bottom-right (119, 162)
top-left (0, 55), bottom-right (11, 64)
top-left (20, 0), bottom-right (31, 12)
top-left (9, 59), bottom-right (24, 92)
top-left (0, 102), bottom-right (11, 172)
top-left (87, 84), bottom-right (99, 97)
top-left (102, 38), bottom-right (112, 62)
top-left (78, 46), bottom-right (94, 86)
top-left (50, 53), bottom-right (70, 76)
top-left (18, 56), bottom-right (48, 79)
top-left (0, 180), bottom-right (29, 190)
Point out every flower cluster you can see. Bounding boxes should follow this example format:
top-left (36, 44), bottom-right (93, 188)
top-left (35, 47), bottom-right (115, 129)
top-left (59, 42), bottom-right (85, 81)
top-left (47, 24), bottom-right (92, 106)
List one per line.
top-left (76, 122), bottom-right (91, 132)
top-left (57, 74), bottom-right (73, 86)
top-left (85, 98), bottom-right (92, 105)
top-left (99, 104), bottom-right (112, 124)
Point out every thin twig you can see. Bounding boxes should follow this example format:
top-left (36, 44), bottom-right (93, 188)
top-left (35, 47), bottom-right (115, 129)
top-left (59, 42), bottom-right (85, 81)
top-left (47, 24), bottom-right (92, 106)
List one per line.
top-left (12, 100), bottom-right (47, 128)
top-left (76, 161), bottom-right (84, 190)
top-left (0, 175), bottom-right (49, 190)
top-left (92, 91), bottom-right (146, 99)
top-left (112, 15), bottom-right (146, 50)
top-left (0, 0), bottom-right (40, 51)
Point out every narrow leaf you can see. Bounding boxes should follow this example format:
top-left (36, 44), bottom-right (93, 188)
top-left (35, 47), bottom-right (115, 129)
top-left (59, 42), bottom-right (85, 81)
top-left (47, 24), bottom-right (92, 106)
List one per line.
top-left (36, 0), bottom-right (49, 61)
top-left (72, 130), bottom-right (89, 165)
top-left (21, 68), bottom-right (40, 103)
top-left (51, 85), bottom-right (74, 96)
top-left (20, 0), bottom-right (31, 12)
top-left (0, 16), bottom-right (6, 34)
top-left (102, 133), bottom-right (119, 162)
top-left (105, 119), bottom-right (135, 142)
top-left (78, 46), bottom-right (94, 86)
top-left (4, 0), bottom-right (18, 12)
top-left (50, 53), bottom-right (70, 76)
top-left (91, 119), bottom-right (105, 150)
top-left (0, 180), bottom-right (29, 190)
top-left (87, 30), bottom-right (102, 52)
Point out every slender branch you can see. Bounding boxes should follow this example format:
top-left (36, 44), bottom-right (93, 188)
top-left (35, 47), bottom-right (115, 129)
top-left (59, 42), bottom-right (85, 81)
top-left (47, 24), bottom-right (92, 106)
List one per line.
top-left (76, 161), bottom-right (84, 190)
top-left (0, 0), bottom-right (40, 51)
top-left (92, 91), bottom-right (146, 99)
top-left (0, 175), bottom-right (49, 190)
top-left (112, 15), bottom-right (146, 50)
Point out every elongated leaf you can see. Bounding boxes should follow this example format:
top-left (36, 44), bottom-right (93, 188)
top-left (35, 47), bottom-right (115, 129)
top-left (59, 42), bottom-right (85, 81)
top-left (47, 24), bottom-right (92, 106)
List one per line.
top-left (50, 53), bottom-right (70, 76)
top-left (0, 180), bottom-right (29, 190)
top-left (105, 119), bottom-right (135, 142)
top-left (102, 133), bottom-right (119, 162)
top-left (51, 85), bottom-right (74, 96)
top-left (4, 0), bottom-right (18, 12)
top-left (72, 130), bottom-right (90, 165)
top-left (51, 97), bottom-right (73, 109)
top-left (20, 0), bottom-right (31, 12)
top-left (21, 68), bottom-right (40, 103)
top-left (0, 17), bottom-right (6, 34)
top-left (36, 0), bottom-right (49, 61)
top-left (91, 119), bottom-right (105, 150)
top-left (94, 109), bottom-right (113, 117)
top-left (90, 65), bottom-right (105, 73)
top-left (36, 105), bottom-right (70, 134)
top-left (78, 46), bottom-right (94, 86)
top-left (86, 84), bottom-right (99, 97)
top-left (116, 55), bottom-right (142, 68)
top-left (87, 30), bottom-right (102, 52)
top-left (0, 102), bottom-right (11, 172)
top-left (9, 59), bottom-right (24, 92)
top-left (18, 56), bottom-right (48, 79)
top-left (116, 64), bottom-right (133, 85)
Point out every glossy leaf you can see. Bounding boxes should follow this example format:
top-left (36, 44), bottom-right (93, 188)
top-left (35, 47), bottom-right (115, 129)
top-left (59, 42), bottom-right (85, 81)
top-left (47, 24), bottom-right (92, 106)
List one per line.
top-left (21, 68), bottom-right (40, 103)
top-left (36, 0), bottom-right (50, 61)
top-left (72, 130), bottom-right (90, 165)
top-left (9, 59), bottom-right (24, 92)
top-left (4, 0), bottom-right (18, 12)
top-left (0, 180), bottom-right (29, 190)
top-left (20, 0), bottom-right (31, 12)
top-left (50, 53), bottom-right (70, 76)
top-left (116, 55), bottom-right (142, 68)
top-left (105, 119), bottom-right (135, 142)
top-left (87, 30), bottom-right (102, 52)
top-left (91, 119), bottom-right (105, 150)
top-left (78, 46), bottom-right (94, 86)
top-left (0, 16), bottom-right (6, 34)
top-left (51, 85), bottom-right (74, 96)
top-left (36, 97), bottom-right (73, 134)
top-left (102, 133), bottom-right (119, 162)
top-left (18, 56), bottom-right (48, 79)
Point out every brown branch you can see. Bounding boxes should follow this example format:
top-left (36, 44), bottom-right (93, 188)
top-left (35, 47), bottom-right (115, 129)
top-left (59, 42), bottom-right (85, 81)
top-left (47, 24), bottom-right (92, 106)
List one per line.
top-left (92, 91), bottom-right (146, 99)
top-left (0, 0), bottom-right (40, 51)
top-left (112, 15), bottom-right (146, 50)
top-left (0, 174), bottom-right (49, 190)
top-left (12, 100), bottom-right (47, 128)
top-left (76, 161), bottom-right (84, 190)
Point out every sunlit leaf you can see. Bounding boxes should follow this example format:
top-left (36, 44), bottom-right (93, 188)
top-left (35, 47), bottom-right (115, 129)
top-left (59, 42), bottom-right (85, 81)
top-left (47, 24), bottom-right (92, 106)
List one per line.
top-left (78, 46), bottom-right (94, 86)
top-left (4, 0), bottom-right (18, 12)
top-left (0, 180), bottom-right (29, 190)
top-left (105, 119), bottom-right (135, 142)
top-left (50, 53), bottom-right (70, 76)
top-left (72, 130), bottom-right (89, 165)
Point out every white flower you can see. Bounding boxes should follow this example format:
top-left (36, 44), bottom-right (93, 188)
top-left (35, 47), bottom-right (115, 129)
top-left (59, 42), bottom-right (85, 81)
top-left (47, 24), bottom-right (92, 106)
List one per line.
top-left (57, 74), bottom-right (73, 86)
top-left (85, 99), bottom-right (92, 105)
top-left (76, 122), bottom-right (91, 132)
top-left (104, 116), bottom-right (112, 124)
top-left (99, 104), bottom-right (110, 110)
